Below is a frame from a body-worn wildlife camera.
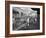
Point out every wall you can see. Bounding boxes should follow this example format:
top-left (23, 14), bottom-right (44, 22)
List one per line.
top-left (0, 0), bottom-right (46, 38)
